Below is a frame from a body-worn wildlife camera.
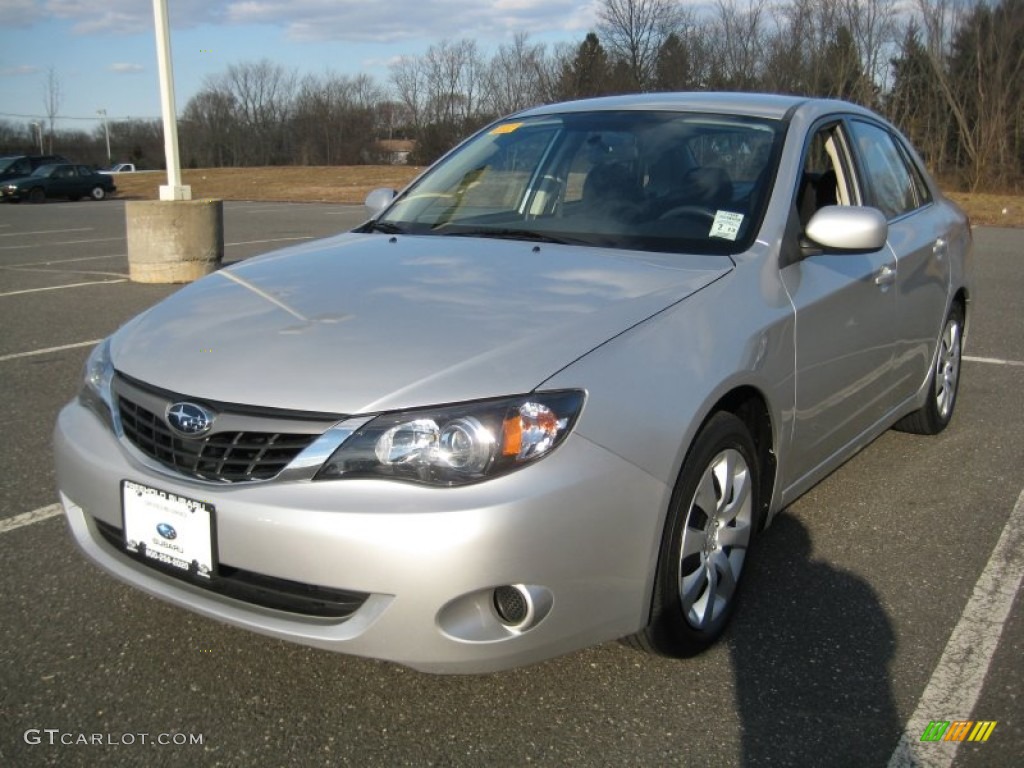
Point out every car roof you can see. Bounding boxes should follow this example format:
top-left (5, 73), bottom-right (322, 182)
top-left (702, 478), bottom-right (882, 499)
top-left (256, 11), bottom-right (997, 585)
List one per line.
top-left (516, 92), bottom-right (880, 123)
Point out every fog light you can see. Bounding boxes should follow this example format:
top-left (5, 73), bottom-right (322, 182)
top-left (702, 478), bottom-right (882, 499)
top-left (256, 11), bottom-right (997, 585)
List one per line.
top-left (493, 585), bottom-right (532, 628)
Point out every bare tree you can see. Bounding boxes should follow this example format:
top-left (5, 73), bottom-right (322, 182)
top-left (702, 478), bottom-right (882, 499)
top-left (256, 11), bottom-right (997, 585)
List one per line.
top-left (707, 0), bottom-right (769, 90)
top-left (390, 56), bottom-right (427, 133)
top-left (422, 39), bottom-right (484, 125)
top-left (915, 0), bottom-right (1024, 189)
top-left (598, 0), bottom-right (681, 90)
top-left (42, 67), bottom-right (62, 153)
top-left (840, 0), bottom-right (900, 95)
top-left (484, 33), bottom-right (547, 116)
top-left (217, 59), bottom-right (297, 165)
top-left (181, 86), bottom-right (240, 167)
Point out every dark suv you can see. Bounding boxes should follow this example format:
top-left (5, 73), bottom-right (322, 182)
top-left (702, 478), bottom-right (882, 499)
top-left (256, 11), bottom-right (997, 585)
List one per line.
top-left (0, 154), bottom-right (72, 182)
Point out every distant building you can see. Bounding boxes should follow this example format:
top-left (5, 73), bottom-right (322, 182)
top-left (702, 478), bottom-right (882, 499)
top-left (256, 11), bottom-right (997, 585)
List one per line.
top-left (374, 140), bottom-right (417, 165)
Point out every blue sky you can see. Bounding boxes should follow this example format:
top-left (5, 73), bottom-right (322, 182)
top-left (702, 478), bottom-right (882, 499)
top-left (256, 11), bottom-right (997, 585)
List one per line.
top-left (1, 1), bottom-right (600, 131)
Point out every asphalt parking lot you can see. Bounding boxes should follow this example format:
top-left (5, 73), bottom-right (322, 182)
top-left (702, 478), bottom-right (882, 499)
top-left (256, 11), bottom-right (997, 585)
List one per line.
top-left (1, 199), bottom-right (1021, 768)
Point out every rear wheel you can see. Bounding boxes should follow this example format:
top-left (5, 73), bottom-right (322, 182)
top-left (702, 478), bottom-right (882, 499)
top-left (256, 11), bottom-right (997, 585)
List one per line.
top-left (28, 187), bottom-right (45, 204)
top-left (894, 303), bottom-right (963, 435)
top-left (628, 412), bottom-right (760, 656)
top-left (90, 186), bottom-right (107, 201)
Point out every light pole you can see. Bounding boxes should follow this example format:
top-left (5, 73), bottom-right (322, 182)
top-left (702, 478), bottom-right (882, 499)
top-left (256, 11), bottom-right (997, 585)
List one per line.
top-left (97, 109), bottom-right (111, 164)
top-left (29, 122), bottom-right (43, 153)
top-left (152, 0), bottom-right (190, 200)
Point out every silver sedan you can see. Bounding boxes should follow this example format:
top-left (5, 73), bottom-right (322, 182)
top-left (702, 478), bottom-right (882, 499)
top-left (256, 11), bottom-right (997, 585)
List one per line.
top-left (54, 93), bottom-right (971, 673)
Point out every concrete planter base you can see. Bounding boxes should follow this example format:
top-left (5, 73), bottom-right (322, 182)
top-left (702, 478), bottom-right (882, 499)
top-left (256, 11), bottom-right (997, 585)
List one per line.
top-left (126, 199), bottom-right (224, 283)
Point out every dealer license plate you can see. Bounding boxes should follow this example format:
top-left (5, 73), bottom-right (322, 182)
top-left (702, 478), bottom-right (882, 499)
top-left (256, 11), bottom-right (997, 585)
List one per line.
top-left (121, 480), bottom-right (216, 579)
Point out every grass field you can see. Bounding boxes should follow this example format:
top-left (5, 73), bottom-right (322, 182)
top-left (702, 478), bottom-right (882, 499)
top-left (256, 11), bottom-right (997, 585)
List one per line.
top-left (111, 166), bottom-right (1023, 227)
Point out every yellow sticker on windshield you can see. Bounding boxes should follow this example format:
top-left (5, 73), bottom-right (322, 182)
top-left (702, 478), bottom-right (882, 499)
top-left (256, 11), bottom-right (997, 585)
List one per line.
top-left (490, 122), bottom-right (524, 135)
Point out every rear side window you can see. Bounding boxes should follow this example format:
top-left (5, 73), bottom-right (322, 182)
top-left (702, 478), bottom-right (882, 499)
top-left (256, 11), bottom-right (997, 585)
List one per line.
top-left (848, 120), bottom-right (920, 220)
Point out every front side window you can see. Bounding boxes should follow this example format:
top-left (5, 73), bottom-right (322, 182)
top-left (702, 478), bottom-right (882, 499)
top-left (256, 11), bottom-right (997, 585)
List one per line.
top-left (376, 111), bottom-right (786, 255)
top-left (796, 123), bottom-right (859, 228)
top-left (848, 120), bottom-right (919, 220)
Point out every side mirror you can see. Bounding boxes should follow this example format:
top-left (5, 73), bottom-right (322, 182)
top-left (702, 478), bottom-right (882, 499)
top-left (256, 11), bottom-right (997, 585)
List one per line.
top-left (364, 188), bottom-right (397, 217)
top-left (804, 206), bottom-right (888, 253)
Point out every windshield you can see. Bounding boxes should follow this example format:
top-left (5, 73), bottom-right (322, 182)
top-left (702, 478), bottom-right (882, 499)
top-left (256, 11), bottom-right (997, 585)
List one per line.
top-left (377, 110), bottom-right (785, 254)
top-left (31, 165), bottom-right (57, 177)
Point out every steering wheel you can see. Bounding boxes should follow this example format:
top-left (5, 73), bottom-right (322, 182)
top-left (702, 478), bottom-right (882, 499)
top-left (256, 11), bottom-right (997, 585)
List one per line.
top-left (657, 205), bottom-right (717, 223)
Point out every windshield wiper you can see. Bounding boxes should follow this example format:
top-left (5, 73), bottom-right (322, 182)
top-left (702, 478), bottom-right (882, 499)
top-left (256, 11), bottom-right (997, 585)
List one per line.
top-left (362, 220), bottom-right (408, 235)
top-left (441, 228), bottom-right (578, 245)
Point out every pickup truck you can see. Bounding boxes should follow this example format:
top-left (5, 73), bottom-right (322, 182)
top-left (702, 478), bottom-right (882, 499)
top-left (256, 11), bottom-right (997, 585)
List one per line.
top-left (99, 163), bottom-right (136, 174)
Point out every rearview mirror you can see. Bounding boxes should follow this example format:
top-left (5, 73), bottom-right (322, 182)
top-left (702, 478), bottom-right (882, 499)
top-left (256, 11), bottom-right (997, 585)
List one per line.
top-left (804, 206), bottom-right (888, 252)
top-left (364, 188), bottom-right (397, 217)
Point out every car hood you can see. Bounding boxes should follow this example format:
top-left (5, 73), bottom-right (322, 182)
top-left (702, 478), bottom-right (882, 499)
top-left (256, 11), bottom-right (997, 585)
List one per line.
top-left (111, 233), bottom-right (731, 414)
top-left (3, 175), bottom-right (42, 187)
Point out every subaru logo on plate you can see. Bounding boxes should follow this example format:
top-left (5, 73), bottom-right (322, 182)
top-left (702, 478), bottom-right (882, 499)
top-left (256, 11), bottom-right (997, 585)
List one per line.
top-left (156, 523), bottom-right (177, 540)
top-left (166, 402), bottom-right (213, 437)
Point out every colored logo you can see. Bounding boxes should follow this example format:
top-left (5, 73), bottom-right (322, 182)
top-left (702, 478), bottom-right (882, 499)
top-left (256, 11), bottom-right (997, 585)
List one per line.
top-left (156, 523), bottom-right (178, 540)
top-left (166, 402), bottom-right (213, 437)
top-left (920, 720), bottom-right (997, 742)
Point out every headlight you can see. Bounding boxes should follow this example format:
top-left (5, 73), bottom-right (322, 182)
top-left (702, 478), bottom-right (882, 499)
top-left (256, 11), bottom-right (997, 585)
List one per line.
top-left (315, 390), bottom-right (584, 487)
top-left (78, 337), bottom-right (116, 428)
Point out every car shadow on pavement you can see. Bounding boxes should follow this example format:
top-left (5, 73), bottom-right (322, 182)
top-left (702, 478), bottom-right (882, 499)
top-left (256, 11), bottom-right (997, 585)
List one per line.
top-left (729, 513), bottom-right (901, 766)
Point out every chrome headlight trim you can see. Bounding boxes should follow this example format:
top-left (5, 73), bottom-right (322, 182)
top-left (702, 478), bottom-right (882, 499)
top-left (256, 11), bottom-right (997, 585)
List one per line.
top-left (314, 390), bottom-right (585, 487)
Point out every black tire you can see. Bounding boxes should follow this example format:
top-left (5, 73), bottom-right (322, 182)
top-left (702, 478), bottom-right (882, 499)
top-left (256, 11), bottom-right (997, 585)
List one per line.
top-left (28, 187), bottom-right (45, 204)
top-left (90, 186), bottom-right (107, 201)
top-left (627, 411), bottom-right (760, 657)
top-left (894, 303), bottom-right (964, 435)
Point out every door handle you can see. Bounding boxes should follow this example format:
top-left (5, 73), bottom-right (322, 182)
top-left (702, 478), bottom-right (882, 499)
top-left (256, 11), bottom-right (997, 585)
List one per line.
top-left (874, 264), bottom-right (896, 286)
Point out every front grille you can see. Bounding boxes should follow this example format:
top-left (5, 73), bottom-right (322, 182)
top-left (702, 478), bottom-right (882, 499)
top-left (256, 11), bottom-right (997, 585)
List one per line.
top-left (118, 397), bottom-right (317, 483)
top-left (94, 519), bottom-right (369, 619)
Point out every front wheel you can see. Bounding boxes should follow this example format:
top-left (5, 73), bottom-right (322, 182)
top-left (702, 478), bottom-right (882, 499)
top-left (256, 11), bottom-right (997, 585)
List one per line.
top-left (894, 303), bottom-right (964, 435)
top-left (628, 411), bottom-right (760, 657)
top-left (28, 187), bottom-right (45, 204)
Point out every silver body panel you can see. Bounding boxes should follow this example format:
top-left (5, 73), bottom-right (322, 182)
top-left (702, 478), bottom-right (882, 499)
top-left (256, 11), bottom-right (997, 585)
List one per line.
top-left (54, 93), bottom-right (972, 672)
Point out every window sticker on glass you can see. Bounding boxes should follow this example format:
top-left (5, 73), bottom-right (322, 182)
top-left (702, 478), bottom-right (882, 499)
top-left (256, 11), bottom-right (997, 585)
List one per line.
top-left (490, 122), bottom-right (524, 135)
top-left (710, 211), bottom-right (744, 241)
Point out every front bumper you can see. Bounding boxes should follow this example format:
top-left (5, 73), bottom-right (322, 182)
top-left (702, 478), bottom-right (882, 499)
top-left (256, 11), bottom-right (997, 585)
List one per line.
top-left (54, 400), bottom-right (669, 673)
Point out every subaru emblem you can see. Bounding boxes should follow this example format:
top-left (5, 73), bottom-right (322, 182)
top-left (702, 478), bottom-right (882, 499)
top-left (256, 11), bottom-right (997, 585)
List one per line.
top-left (156, 523), bottom-right (178, 540)
top-left (166, 402), bottom-right (213, 437)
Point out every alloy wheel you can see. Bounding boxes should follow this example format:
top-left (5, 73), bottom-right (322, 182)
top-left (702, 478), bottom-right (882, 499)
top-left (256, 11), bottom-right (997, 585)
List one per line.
top-left (677, 448), bottom-right (753, 630)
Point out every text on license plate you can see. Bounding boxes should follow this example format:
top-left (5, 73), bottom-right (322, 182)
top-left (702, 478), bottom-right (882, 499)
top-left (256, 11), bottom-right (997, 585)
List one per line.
top-left (121, 480), bottom-right (215, 579)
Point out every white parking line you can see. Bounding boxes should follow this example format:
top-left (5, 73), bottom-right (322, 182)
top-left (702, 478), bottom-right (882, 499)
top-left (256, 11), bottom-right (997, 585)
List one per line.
top-left (0, 236), bottom-right (124, 251)
top-left (0, 504), bottom-right (63, 535)
top-left (225, 236), bottom-right (314, 247)
top-left (888, 486), bottom-right (1024, 767)
top-left (0, 339), bottom-right (101, 363)
top-left (0, 264), bottom-right (127, 278)
top-left (0, 227), bottom-right (93, 238)
top-left (1, 254), bottom-right (124, 268)
top-left (964, 355), bottom-right (1024, 368)
top-left (0, 279), bottom-right (127, 298)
